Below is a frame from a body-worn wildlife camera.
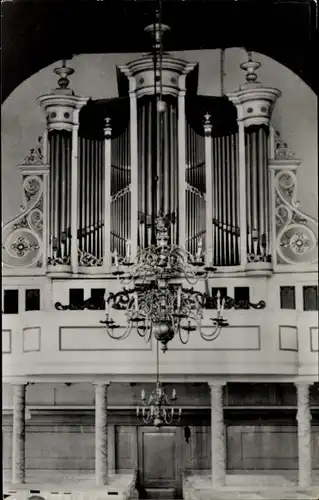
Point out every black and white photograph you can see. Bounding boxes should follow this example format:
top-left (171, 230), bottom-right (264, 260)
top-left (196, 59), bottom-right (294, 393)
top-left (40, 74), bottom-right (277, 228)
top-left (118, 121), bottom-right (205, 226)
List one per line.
top-left (2, 0), bottom-right (318, 499)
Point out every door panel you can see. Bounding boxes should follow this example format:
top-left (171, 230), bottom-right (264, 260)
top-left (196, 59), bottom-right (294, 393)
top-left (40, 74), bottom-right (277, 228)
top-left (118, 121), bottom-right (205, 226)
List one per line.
top-left (138, 427), bottom-right (181, 490)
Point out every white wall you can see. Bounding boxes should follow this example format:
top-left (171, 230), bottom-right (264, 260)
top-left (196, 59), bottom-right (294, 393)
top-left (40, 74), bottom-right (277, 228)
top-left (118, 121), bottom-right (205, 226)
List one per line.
top-left (1, 48), bottom-right (317, 223)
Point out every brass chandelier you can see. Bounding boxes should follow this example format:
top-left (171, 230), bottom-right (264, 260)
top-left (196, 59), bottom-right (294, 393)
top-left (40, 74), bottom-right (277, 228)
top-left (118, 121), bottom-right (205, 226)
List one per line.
top-left (136, 340), bottom-right (182, 427)
top-left (100, 4), bottom-right (229, 353)
top-left (101, 215), bottom-right (228, 352)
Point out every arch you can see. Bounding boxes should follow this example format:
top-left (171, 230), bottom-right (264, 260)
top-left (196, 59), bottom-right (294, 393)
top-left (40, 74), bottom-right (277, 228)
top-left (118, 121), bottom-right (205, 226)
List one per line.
top-left (1, 0), bottom-right (317, 103)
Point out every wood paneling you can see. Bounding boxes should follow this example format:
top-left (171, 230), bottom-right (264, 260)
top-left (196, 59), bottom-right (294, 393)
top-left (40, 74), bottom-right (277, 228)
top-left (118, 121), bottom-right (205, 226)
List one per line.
top-left (115, 425), bottom-right (138, 471)
top-left (227, 425), bottom-right (319, 470)
top-left (2, 413), bottom-right (319, 475)
top-left (182, 426), bottom-right (211, 470)
top-left (2, 383), bottom-right (319, 409)
top-left (138, 427), bottom-right (180, 489)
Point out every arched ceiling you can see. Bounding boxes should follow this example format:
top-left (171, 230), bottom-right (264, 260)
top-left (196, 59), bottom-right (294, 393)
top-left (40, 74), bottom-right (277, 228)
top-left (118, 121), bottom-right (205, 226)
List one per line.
top-left (1, 0), bottom-right (318, 103)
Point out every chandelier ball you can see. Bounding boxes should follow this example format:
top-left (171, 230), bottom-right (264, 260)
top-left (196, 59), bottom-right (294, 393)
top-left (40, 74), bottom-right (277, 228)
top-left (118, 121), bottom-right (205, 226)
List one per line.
top-left (153, 321), bottom-right (175, 348)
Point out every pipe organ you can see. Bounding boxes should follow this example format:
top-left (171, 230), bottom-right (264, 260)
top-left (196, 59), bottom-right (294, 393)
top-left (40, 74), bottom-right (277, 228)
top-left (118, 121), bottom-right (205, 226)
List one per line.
top-left (30, 34), bottom-right (282, 274)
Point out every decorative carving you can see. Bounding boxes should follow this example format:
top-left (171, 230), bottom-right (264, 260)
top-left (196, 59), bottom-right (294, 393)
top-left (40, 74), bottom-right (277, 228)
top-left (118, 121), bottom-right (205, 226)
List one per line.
top-left (247, 252), bottom-right (271, 264)
top-left (274, 131), bottom-right (295, 160)
top-left (2, 172), bottom-right (45, 269)
top-left (10, 236), bottom-right (39, 257)
top-left (22, 136), bottom-right (44, 165)
top-left (78, 248), bottom-right (103, 267)
top-left (47, 255), bottom-right (71, 266)
top-left (55, 287), bottom-right (265, 312)
top-left (274, 169), bottom-right (318, 265)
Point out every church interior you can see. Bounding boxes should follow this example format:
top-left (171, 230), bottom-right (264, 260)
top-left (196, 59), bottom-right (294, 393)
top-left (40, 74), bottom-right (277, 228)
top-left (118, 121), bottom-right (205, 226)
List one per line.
top-left (2, 1), bottom-right (318, 499)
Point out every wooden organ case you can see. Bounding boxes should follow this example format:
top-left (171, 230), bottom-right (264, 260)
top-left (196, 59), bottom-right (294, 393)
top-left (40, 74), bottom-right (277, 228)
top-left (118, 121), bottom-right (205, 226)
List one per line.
top-left (31, 39), bottom-right (282, 275)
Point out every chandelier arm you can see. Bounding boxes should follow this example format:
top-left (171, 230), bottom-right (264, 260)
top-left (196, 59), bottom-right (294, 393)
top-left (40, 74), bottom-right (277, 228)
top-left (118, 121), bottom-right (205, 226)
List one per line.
top-left (200, 323), bottom-right (222, 341)
top-left (178, 327), bottom-right (191, 345)
top-left (105, 322), bottom-right (132, 340)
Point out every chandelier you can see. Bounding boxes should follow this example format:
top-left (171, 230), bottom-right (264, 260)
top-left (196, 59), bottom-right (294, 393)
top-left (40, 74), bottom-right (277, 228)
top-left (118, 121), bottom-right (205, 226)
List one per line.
top-left (100, 5), bottom-right (229, 353)
top-left (136, 340), bottom-right (182, 427)
top-left (101, 215), bottom-right (228, 352)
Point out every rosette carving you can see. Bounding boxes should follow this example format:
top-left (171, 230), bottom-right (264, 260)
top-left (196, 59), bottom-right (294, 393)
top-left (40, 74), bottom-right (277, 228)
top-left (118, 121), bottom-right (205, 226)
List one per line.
top-left (274, 169), bottom-right (318, 265)
top-left (2, 173), bottom-right (44, 269)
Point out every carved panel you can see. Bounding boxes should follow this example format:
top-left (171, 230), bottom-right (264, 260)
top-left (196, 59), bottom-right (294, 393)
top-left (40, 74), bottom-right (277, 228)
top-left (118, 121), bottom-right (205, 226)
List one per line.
top-left (2, 167), bottom-right (47, 270)
top-left (274, 168), bottom-right (318, 266)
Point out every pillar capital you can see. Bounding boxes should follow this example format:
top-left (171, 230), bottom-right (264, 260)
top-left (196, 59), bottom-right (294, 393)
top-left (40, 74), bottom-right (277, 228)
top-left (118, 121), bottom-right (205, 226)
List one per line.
top-left (93, 381), bottom-right (111, 388)
top-left (208, 381), bottom-right (226, 390)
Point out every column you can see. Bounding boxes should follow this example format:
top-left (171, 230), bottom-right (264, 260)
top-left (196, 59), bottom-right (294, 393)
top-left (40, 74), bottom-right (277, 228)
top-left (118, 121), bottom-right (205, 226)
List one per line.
top-left (12, 384), bottom-right (26, 484)
top-left (94, 382), bottom-right (110, 486)
top-left (108, 424), bottom-right (116, 474)
top-left (296, 383), bottom-right (312, 488)
top-left (209, 382), bottom-right (226, 487)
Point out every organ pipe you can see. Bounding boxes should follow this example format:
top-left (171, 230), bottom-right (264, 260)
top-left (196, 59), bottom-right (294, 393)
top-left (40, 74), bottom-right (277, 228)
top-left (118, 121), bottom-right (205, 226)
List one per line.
top-left (185, 121), bottom-right (206, 257)
top-left (48, 131), bottom-right (72, 265)
top-left (245, 125), bottom-right (270, 262)
top-left (77, 136), bottom-right (105, 264)
top-left (210, 131), bottom-right (240, 267)
top-left (137, 97), bottom-right (178, 248)
top-left (110, 124), bottom-right (131, 260)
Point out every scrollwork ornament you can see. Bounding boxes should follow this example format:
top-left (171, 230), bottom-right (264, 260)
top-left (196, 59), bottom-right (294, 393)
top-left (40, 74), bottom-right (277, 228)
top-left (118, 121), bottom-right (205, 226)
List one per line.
top-left (13, 217), bottom-right (28, 231)
top-left (78, 248), bottom-right (103, 267)
top-left (23, 176), bottom-right (41, 202)
top-left (274, 168), bottom-right (318, 265)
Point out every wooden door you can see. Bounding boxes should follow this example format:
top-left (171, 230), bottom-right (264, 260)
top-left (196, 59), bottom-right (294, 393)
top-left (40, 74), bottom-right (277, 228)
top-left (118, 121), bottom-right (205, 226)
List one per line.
top-left (138, 426), bottom-right (182, 493)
